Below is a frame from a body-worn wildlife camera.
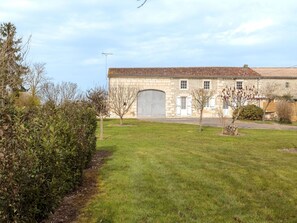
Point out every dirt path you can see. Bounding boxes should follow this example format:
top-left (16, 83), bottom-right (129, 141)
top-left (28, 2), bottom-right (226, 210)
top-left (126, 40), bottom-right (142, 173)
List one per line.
top-left (44, 150), bottom-right (112, 223)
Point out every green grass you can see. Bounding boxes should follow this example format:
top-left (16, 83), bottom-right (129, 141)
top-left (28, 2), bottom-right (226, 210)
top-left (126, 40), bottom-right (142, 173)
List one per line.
top-left (78, 119), bottom-right (297, 223)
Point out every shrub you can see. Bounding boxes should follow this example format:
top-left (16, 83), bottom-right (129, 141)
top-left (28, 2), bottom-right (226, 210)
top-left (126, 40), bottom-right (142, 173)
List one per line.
top-left (15, 92), bottom-right (40, 108)
top-left (276, 100), bottom-right (292, 124)
top-left (0, 100), bottom-right (97, 222)
top-left (233, 104), bottom-right (264, 120)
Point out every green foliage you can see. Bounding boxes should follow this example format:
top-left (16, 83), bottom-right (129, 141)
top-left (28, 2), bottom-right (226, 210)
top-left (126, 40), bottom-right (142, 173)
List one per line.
top-left (0, 22), bottom-right (29, 97)
top-left (0, 100), bottom-right (97, 222)
top-left (15, 92), bottom-right (40, 108)
top-left (233, 104), bottom-right (264, 120)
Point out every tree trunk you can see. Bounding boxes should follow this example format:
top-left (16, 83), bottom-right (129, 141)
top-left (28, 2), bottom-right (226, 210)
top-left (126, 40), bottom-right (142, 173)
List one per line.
top-left (198, 109), bottom-right (203, 132)
top-left (225, 107), bottom-right (242, 135)
top-left (99, 115), bottom-right (103, 140)
top-left (120, 116), bottom-right (123, 125)
top-left (262, 100), bottom-right (271, 121)
top-left (232, 107), bottom-right (243, 124)
top-left (231, 114), bottom-right (237, 124)
top-left (223, 124), bottom-right (239, 135)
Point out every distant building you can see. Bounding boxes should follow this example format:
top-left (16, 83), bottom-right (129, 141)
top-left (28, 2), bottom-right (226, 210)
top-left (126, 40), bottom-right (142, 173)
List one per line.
top-left (108, 66), bottom-right (297, 121)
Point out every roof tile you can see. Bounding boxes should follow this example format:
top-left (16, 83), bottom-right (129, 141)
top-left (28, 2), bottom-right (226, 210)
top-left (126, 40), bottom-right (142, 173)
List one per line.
top-left (108, 67), bottom-right (261, 78)
top-left (252, 67), bottom-right (297, 77)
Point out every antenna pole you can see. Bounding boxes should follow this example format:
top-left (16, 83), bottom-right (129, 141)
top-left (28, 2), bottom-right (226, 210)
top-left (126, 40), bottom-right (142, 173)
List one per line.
top-left (102, 52), bottom-right (113, 89)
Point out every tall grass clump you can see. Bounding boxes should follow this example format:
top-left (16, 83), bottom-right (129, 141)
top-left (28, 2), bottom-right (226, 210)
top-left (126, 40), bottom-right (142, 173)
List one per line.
top-left (276, 100), bottom-right (293, 124)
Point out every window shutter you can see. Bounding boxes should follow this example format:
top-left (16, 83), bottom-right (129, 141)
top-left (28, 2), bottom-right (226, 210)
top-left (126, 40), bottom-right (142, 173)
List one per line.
top-left (223, 100), bottom-right (229, 109)
top-left (176, 96), bottom-right (181, 115)
top-left (210, 97), bottom-right (216, 108)
top-left (187, 96), bottom-right (192, 115)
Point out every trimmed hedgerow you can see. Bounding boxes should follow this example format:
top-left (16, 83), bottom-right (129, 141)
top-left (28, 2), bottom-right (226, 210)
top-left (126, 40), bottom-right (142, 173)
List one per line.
top-left (233, 104), bottom-right (264, 120)
top-left (0, 101), bottom-right (97, 222)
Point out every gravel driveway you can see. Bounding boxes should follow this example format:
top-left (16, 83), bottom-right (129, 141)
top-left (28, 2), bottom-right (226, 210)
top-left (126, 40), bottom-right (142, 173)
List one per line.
top-left (140, 118), bottom-right (297, 131)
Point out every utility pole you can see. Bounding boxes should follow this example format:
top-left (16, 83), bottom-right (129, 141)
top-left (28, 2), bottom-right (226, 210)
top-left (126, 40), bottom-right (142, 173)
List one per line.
top-left (102, 52), bottom-right (113, 89)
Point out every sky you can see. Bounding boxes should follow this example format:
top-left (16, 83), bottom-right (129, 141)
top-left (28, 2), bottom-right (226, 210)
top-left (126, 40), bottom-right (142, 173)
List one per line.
top-left (1, 0), bottom-right (297, 91)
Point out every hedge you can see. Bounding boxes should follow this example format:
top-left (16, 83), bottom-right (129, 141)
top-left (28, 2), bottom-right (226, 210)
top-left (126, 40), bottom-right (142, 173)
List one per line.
top-left (233, 104), bottom-right (264, 120)
top-left (0, 101), bottom-right (97, 222)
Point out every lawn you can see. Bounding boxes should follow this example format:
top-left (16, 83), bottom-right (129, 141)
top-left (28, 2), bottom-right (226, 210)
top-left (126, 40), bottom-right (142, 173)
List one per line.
top-left (77, 119), bottom-right (297, 223)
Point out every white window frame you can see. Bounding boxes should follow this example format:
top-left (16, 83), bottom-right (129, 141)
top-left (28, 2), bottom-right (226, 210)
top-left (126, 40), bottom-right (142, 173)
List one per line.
top-left (176, 96), bottom-right (181, 115)
top-left (236, 80), bottom-right (243, 90)
top-left (186, 96), bottom-right (192, 115)
top-left (180, 79), bottom-right (188, 90)
top-left (176, 96), bottom-right (192, 116)
top-left (203, 80), bottom-right (211, 90)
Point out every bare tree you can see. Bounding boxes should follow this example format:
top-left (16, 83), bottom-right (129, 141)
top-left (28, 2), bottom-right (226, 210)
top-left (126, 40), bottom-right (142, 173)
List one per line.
top-left (87, 87), bottom-right (108, 140)
top-left (108, 84), bottom-right (139, 125)
top-left (24, 63), bottom-right (49, 99)
top-left (276, 99), bottom-right (293, 124)
top-left (216, 107), bottom-right (227, 134)
top-left (220, 86), bottom-right (258, 135)
top-left (40, 82), bottom-right (60, 104)
top-left (40, 81), bottom-right (82, 105)
top-left (191, 88), bottom-right (214, 132)
top-left (59, 82), bottom-right (82, 103)
top-left (260, 82), bottom-right (280, 121)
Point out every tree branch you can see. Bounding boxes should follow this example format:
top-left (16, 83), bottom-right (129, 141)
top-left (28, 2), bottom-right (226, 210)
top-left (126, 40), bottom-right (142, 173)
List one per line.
top-left (137, 0), bottom-right (148, 8)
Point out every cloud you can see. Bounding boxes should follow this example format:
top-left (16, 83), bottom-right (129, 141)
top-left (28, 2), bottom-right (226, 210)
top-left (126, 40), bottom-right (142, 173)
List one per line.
top-left (1, 0), bottom-right (37, 10)
top-left (0, 0), bottom-right (66, 11)
top-left (233, 19), bottom-right (275, 35)
top-left (51, 20), bottom-right (111, 40)
top-left (82, 58), bottom-right (102, 66)
top-left (0, 12), bottom-right (23, 21)
top-left (200, 18), bottom-right (278, 46)
top-left (1, 0), bottom-right (297, 90)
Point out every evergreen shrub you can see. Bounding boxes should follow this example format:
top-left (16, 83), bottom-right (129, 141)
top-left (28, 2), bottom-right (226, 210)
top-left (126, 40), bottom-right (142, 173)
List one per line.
top-left (233, 104), bottom-right (264, 120)
top-left (0, 101), bottom-right (97, 222)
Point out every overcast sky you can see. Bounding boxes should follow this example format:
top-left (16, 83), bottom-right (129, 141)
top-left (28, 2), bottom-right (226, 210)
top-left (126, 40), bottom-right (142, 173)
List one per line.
top-left (1, 0), bottom-right (297, 90)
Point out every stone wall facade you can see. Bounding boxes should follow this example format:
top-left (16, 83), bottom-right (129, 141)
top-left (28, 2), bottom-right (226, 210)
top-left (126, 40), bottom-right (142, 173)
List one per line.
top-left (109, 77), bottom-right (263, 118)
top-left (108, 67), bottom-right (297, 120)
top-left (259, 78), bottom-right (297, 98)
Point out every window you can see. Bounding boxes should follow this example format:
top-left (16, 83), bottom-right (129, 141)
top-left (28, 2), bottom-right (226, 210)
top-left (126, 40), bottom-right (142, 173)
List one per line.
top-left (181, 97), bottom-right (187, 109)
top-left (205, 98), bottom-right (210, 107)
top-left (223, 100), bottom-right (228, 109)
top-left (236, 81), bottom-right (243, 89)
top-left (180, 80), bottom-right (188, 89)
top-left (285, 82), bottom-right (290, 88)
top-left (204, 81), bottom-right (210, 90)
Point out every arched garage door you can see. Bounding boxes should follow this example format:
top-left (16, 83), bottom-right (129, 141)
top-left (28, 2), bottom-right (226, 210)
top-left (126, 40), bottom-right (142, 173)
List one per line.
top-left (137, 90), bottom-right (166, 117)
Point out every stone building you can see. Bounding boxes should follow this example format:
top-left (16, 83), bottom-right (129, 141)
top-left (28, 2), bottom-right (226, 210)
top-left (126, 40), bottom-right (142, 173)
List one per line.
top-left (108, 66), bottom-right (297, 120)
top-left (254, 67), bottom-right (297, 121)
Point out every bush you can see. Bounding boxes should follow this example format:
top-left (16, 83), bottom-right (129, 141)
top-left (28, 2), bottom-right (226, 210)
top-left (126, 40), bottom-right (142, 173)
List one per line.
top-left (276, 100), bottom-right (292, 124)
top-left (233, 104), bottom-right (264, 120)
top-left (0, 100), bottom-right (97, 222)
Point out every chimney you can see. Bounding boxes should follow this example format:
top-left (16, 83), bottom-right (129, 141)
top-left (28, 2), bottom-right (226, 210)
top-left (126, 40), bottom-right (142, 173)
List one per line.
top-left (242, 64), bottom-right (249, 76)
